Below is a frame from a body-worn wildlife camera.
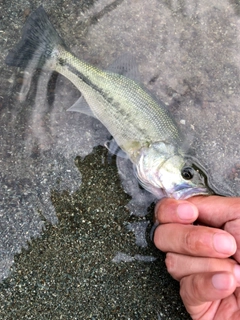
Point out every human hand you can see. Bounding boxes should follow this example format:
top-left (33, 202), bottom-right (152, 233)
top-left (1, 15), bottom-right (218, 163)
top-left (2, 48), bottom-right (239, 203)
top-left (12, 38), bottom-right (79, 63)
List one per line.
top-left (154, 195), bottom-right (240, 319)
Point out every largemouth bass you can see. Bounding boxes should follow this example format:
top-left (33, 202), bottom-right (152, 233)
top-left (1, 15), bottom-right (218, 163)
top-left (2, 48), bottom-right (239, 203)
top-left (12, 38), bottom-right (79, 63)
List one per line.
top-left (5, 6), bottom-right (212, 199)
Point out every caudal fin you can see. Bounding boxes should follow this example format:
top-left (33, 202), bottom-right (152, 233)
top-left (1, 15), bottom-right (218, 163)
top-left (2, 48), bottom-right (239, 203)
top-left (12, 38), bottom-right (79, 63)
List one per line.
top-left (5, 6), bottom-right (66, 69)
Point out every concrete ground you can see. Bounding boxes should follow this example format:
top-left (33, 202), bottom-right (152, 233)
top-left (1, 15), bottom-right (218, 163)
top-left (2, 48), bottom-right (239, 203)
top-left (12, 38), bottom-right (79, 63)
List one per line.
top-left (1, 0), bottom-right (240, 318)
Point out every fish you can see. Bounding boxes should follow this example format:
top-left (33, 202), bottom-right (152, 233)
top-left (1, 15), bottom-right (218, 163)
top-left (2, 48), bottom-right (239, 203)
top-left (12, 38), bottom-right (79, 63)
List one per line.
top-left (5, 6), bottom-right (213, 200)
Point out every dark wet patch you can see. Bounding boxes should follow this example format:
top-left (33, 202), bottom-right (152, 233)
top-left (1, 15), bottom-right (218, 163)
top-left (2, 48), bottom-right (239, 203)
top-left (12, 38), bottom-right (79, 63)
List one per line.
top-left (0, 146), bottom-right (190, 319)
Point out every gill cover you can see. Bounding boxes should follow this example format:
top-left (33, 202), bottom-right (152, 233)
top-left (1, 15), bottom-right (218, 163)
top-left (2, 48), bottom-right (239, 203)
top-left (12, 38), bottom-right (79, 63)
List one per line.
top-left (135, 142), bottom-right (212, 199)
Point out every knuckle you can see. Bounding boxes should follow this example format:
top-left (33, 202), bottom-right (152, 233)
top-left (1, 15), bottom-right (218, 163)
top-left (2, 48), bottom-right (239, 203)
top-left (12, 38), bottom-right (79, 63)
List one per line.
top-left (225, 218), bottom-right (240, 234)
top-left (165, 253), bottom-right (175, 273)
top-left (154, 198), bottom-right (177, 223)
top-left (165, 253), bottom-right (180, 280)
top-left (183, 229), bottom-right (197, 253)
top-left (180, 276), bottom-right (199, 304)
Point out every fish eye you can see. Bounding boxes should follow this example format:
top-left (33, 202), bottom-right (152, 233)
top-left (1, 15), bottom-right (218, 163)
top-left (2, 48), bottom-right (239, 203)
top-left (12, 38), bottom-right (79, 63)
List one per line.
top-left (181, 166), bottom-right (194, 180)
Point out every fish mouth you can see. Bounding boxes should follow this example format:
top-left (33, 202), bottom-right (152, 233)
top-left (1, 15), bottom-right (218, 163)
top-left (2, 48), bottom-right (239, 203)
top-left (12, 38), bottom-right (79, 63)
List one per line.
top-left (173, 185), bottom-right (213, 200)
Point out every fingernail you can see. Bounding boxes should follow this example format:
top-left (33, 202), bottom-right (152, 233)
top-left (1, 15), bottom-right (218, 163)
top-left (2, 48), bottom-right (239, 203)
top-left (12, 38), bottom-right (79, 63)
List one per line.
top-left (234, 265), bottom-right (240, 284)
top-left (213, 233), bottom-right (236, 255)
top-left (176, 203), bottom-right (197, 220)
top-left (212, 273), bottom-right (233, 290)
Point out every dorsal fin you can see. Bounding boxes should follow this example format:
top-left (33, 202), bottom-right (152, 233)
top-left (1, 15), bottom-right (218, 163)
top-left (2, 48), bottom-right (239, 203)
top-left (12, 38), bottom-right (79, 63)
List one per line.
top-left (107, 53), bottom-right (141, 83)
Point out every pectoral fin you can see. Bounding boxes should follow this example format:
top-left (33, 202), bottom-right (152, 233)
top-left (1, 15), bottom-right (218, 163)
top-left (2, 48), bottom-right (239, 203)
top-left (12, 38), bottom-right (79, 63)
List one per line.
top-left (104, 138), bottom-right (128, 158)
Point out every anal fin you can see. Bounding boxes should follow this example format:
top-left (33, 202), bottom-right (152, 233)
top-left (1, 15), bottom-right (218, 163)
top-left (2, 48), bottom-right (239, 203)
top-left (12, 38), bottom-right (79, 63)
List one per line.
top-left (67, 95), bottom-right (96, 118)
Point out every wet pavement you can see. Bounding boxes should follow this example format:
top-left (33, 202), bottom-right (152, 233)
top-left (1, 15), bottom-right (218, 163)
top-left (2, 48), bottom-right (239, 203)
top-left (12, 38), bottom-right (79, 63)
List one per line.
top-left (1, 0), bottom-right (240, 319)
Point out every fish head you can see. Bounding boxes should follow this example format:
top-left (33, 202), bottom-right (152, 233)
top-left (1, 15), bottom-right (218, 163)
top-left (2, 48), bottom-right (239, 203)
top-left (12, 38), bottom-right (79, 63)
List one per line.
top-left (135, 143), bottom-right (212, 200)
top-left (157, 155), bottom-right (212, 199)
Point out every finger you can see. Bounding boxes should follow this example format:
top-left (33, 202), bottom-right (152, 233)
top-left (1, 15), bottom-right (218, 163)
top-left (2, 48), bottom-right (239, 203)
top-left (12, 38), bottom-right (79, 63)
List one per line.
top-left (180, 272), bottom-right (237, 317)
top-left (181, 272), bottom-right (236, 302)
top-left (165, 253), bottom-right (238, 281)
top-left (154, 224), bottom-right (236, 257)
top-left (225, 218), bottom-right (240, 263)
top-left (188, 195), bottom-right (240, 228)
top-left (214, 289), bottom-right (240, 320)
top-left (155, 198), bottom-right (198, 224)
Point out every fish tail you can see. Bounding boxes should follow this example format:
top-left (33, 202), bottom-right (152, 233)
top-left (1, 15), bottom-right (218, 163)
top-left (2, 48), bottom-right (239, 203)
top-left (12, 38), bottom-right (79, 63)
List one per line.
top-left (5, 6), bottom-right (66, 69)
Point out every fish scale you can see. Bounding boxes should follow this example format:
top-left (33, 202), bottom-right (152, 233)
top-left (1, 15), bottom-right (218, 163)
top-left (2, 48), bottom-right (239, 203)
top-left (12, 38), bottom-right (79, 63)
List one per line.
top-left (55, 52), bottom-right (180, 159)
top-left (57, 50), bottom-right (179, 145)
